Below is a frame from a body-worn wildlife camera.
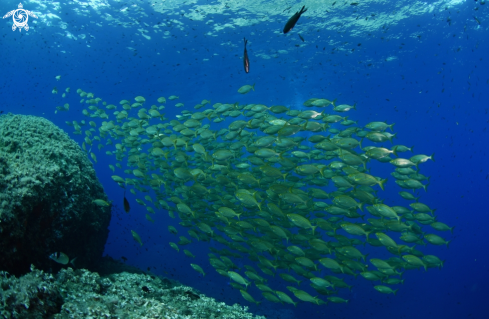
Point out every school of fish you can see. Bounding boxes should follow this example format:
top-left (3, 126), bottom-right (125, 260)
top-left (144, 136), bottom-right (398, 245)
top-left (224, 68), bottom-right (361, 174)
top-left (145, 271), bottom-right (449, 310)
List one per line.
top-left (73, 85), bottom-right (451, 306)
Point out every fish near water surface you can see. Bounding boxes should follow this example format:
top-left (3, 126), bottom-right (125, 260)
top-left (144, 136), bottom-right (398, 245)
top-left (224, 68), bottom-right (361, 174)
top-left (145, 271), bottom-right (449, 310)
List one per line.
top-left (243, 37), bottom-right (249, 73)
top-left (283, 5), bottom-right (308, 34)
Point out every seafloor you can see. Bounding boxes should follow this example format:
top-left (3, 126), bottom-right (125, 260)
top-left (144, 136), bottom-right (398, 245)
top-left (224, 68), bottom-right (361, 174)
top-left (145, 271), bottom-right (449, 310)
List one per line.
top-left (0, 257), bottom-right (264, 319)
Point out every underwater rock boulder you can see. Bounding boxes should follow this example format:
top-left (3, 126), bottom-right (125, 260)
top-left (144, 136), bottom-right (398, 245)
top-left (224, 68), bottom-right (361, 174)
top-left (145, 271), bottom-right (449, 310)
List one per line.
top-left (0, 114), bottom-right (111, 276)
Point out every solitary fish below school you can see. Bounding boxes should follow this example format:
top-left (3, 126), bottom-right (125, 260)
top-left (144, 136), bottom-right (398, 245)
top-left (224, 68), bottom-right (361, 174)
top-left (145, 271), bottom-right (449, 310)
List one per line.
top-left (123, 191), bottom-right (130, 213)
top-left (238, 84), bottom-right (255, 94)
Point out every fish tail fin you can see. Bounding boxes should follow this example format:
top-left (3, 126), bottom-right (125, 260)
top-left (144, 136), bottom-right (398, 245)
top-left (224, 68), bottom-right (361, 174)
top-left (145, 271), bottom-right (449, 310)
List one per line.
top-left (431, 152), bottom-right (435, 162)
top-left (311, 225), bottom-right (317, 235)
top-left (283, 172), bottom-right (289, 181)
top-left (388, 133), bottom-right (397, 143)
top-left (332, 98), bottom-right (337, 107)
top-left (70, 257), bottom-right (78, 268)
top-left (279, 151), bottom-right (286, 159)
top-left (246, 119), bottom-right (253, 128)
top-left (392, 146), bottom-right (398, 157)
top-left (379, 178), bottom-right (387, 191)
top-left (253, 192), bottom-right (262, 211)
top-left (319, 166), bottom-right (325, 178)
top-left (389, 123), bottom-right (395, 132)
top-left (252, 83), bottom-right (255, 91)
top-left (363, 253), bottom-right (369, 263)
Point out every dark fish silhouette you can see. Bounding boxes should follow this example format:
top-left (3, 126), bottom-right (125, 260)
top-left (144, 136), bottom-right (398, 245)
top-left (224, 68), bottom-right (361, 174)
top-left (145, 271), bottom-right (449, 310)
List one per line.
top-left (283, 5), bottom-right (307, 34)
top-left (123, 190), bottom-right (130, 213)
top-left (243, 37), bottom-right (250, 73)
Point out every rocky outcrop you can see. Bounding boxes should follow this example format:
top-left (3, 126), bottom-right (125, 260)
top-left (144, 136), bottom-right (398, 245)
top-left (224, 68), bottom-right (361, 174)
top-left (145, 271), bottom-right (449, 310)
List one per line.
top-left (0, 114), bottom-right (111, 275)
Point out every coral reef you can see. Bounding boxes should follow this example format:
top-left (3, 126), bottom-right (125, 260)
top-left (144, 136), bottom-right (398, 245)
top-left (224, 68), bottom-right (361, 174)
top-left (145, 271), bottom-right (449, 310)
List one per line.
top-left (0, 114), bottom-right (111, 275)
top-left (0, 265), bottom-right (62, 318)
top-left (0, 262), bottom-right (265, 319)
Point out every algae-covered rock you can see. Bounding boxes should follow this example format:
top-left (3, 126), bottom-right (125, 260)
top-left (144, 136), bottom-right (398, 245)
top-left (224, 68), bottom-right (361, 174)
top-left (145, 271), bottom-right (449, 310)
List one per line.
top-left (0, 266), bottom-right (62, 318)
top-left (53, 267), bottom-right (265, 319)
top-left (0, 262), bottom-right (265, 319)
top-left (0, 114), bottom-right (111, 275)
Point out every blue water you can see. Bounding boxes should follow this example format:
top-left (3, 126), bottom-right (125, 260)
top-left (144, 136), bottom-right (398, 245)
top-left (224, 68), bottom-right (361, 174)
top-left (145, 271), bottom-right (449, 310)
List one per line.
top-left (1, 0), bottom-right (487, 318)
